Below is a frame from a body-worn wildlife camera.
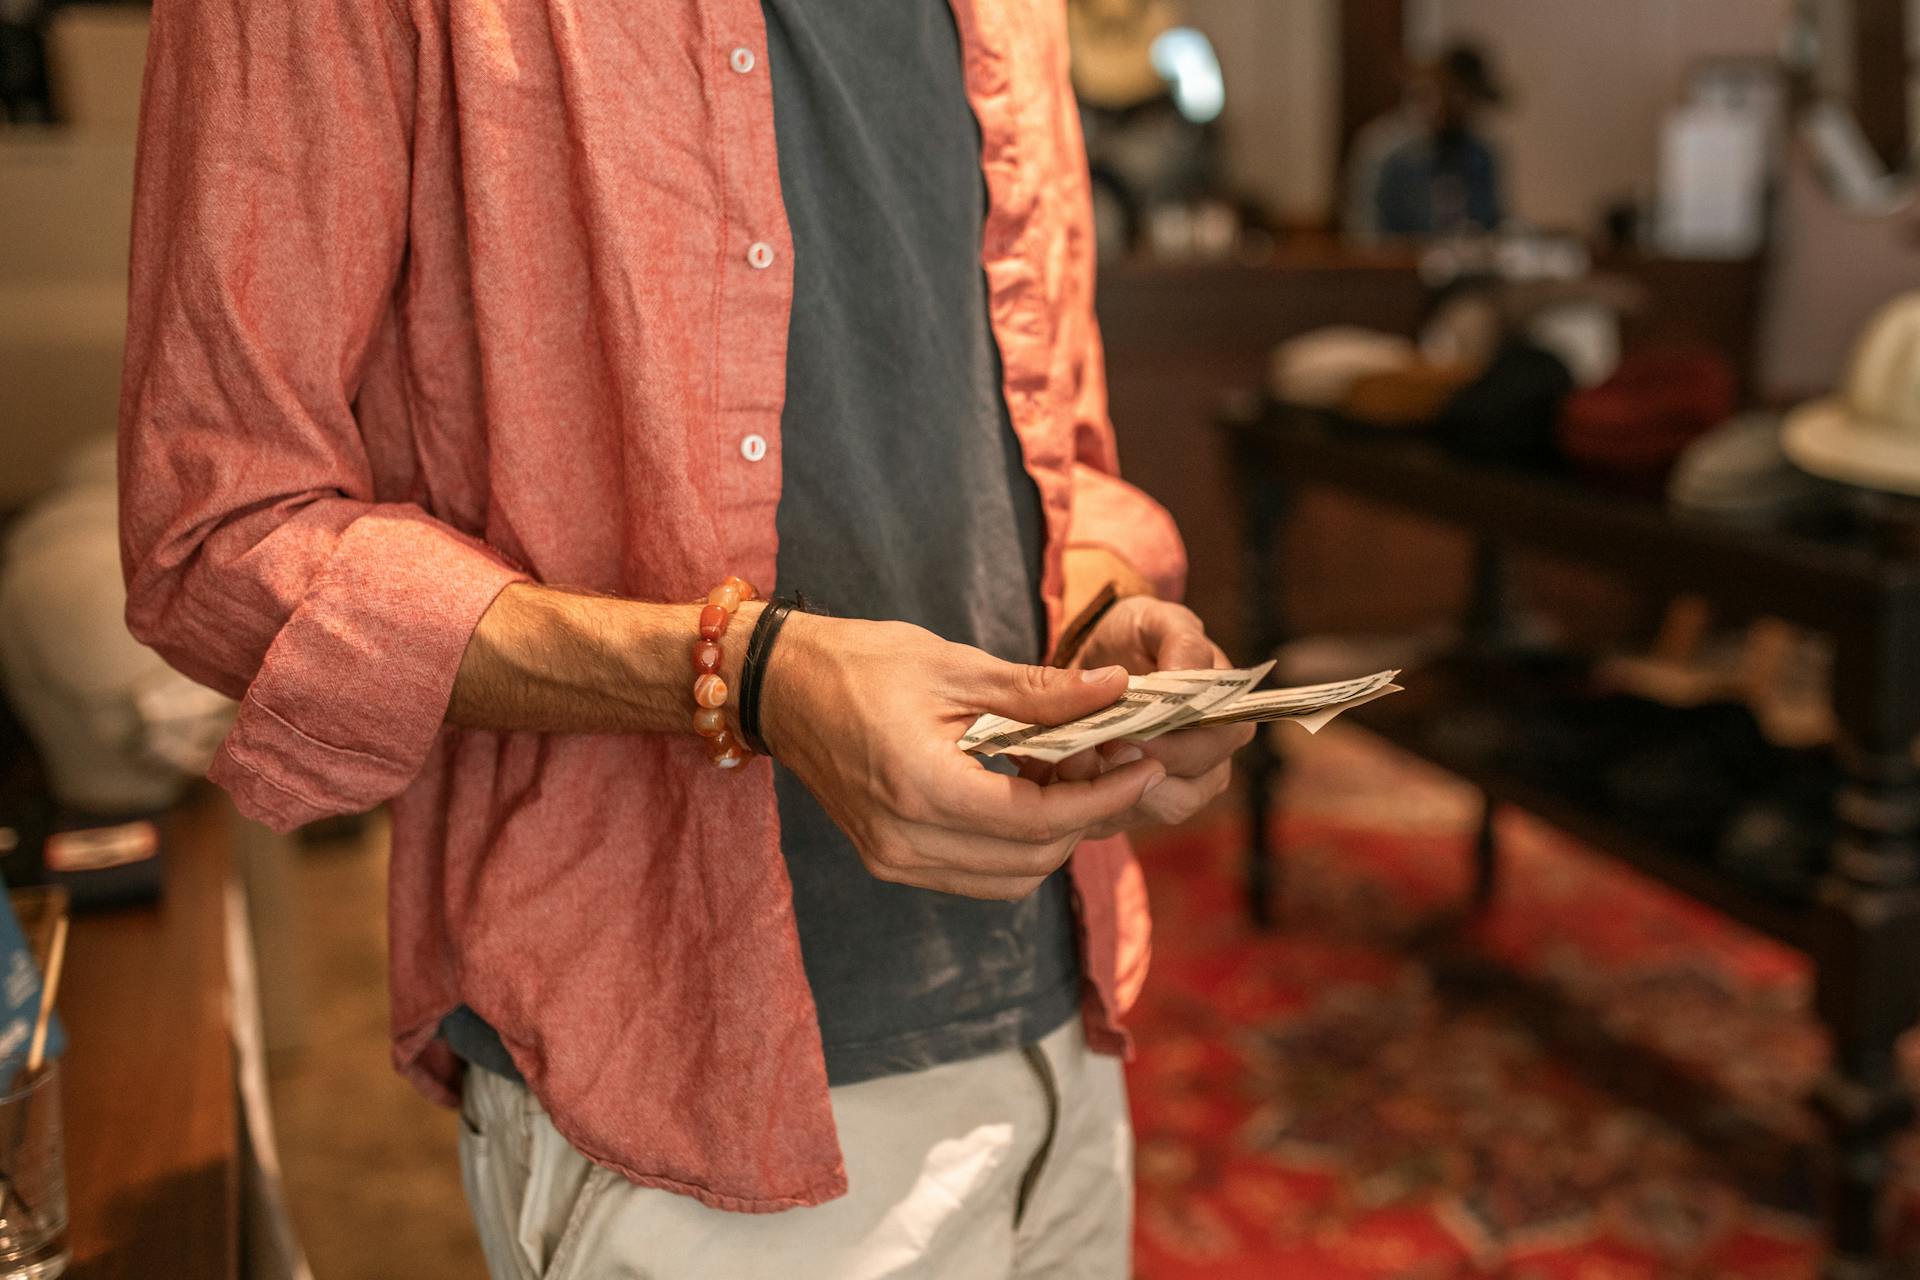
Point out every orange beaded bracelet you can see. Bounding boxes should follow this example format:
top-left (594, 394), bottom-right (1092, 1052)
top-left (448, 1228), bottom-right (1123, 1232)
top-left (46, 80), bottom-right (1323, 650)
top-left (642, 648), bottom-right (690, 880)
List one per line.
top-left (691, 575), bottom-right (758, 769)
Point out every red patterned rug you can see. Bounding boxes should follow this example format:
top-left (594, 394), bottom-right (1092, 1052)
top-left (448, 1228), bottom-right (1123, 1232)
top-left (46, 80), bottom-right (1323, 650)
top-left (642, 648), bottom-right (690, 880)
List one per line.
top-left (1125, 728), bottom-right (1920, 1279)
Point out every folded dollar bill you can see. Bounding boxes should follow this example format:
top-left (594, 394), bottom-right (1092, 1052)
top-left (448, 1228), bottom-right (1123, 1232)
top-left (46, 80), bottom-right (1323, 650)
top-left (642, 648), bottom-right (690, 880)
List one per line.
top-left (958, 666), bottom-right (1401, 763)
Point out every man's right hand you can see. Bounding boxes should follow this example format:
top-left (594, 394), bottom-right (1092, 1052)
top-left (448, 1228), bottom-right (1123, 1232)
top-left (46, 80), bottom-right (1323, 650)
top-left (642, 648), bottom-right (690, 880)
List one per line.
top-left (760, 615), bottom-right (1166, 900)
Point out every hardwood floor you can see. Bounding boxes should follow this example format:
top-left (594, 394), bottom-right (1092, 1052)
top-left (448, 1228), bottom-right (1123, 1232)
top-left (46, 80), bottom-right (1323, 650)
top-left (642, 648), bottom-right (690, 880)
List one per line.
top-left (251, 814), bottom-right (484, 1280)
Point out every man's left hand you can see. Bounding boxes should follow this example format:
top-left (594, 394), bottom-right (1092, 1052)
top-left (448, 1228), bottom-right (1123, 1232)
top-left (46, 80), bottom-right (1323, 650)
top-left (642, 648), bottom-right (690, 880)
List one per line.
top-left (1031, 595), bottom-right (1254, 833)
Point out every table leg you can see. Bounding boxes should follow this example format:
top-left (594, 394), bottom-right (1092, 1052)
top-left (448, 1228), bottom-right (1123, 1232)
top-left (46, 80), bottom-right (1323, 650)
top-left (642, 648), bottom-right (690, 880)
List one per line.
top-left (1471, 792), bottom-right (1499, 910)
top-left (1230, 424), bottom-right (1294, 930)
top-left (1813, 623), bottom-right (1920, 1276)
top-left (1245, 728), bottom-right (1280, 930)
top-left (1465, 538), bottom-right (1523, 654)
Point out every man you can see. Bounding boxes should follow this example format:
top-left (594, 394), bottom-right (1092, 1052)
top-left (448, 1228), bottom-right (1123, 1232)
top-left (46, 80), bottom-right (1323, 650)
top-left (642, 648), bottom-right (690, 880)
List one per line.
top-left (1346, 42), bottom-right (1508, 240)
top-left (120, 0), bottom-right (1247, 1275)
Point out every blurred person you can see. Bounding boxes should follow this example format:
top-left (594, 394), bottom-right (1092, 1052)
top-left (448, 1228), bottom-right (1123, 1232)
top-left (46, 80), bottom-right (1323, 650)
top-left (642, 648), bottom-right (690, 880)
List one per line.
top-left (1068, 0), bottom-right (1211, 257)
top-left (117, 1), bottom-right (1251, 1277)
top-left (1346, 42), bottom-right (1509, 239)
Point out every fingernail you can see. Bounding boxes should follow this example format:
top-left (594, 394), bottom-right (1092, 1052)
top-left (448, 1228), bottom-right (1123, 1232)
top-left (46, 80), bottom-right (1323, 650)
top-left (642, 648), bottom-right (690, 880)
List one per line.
top-left (1141, 769), bottom-right (1166, 795)
top-left (1082, 665), bottom-right (1126, 683)
top-left (1108, 745), bottom-right (1144, 765)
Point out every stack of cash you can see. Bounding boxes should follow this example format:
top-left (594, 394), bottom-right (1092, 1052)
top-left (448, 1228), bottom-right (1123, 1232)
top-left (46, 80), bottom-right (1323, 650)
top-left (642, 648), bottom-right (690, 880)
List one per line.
top-left (958, 664), bottom-right (1401, 763)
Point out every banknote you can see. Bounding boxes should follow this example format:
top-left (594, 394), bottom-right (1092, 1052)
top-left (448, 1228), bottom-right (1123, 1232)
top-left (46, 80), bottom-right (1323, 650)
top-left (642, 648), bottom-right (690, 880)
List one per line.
top-left (957, 662), bottom-right (1274, 763)
top-left (959, 666), bottom-right (1400, 762)
top-left (1137, 670), bottom-right (1400, 737)
top-left (1166, 680), bottom-right (1401, 734)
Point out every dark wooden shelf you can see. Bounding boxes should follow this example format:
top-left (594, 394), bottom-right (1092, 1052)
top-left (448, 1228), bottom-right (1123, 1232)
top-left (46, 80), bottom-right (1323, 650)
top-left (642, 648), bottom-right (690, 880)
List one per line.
top-left (1222, 409), bottom-right (1920, 639)
top-left (1348, 666), bottom-right (1815, 950)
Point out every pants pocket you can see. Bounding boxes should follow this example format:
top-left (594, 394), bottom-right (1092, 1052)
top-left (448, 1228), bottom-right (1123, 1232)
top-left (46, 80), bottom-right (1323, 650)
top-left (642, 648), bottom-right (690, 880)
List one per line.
top-left (534, 1161), bottom-right (615, 1280)
top-left (459, 1077), bottom-right (542, 1280)
top-left (461, 1070), bottom-right (619, 1280)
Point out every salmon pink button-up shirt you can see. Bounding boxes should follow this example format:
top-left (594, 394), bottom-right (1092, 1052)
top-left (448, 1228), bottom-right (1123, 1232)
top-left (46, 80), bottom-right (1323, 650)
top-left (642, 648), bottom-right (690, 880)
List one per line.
top-left (119, 0), bottom-right (1185, 1211)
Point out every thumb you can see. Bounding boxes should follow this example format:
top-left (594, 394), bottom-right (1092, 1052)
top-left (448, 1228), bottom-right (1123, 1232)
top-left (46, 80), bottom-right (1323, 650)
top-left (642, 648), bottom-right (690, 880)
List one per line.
top-left (970, 660), bottom-right (1130, 727)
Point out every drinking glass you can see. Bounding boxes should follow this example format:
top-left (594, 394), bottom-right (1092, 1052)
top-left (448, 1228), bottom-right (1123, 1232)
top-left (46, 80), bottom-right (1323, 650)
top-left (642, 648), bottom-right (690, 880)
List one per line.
top-left (0, 1064), bottom-right (67, 1280)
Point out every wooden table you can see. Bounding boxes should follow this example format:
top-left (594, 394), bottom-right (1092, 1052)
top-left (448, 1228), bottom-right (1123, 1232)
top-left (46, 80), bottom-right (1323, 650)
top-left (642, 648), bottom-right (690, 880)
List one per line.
top-left (1094, 251), bottom-right (1766, 642)
top-left (63, 793), bottom-right (235, 1279)
top-left (1224, 402), bottom-right (1920, 1278)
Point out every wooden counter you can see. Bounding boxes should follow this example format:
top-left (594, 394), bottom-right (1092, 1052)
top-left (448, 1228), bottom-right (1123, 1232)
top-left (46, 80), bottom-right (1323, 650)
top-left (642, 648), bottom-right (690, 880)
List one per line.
top-left (64, 793), bottom-right (235, 1280)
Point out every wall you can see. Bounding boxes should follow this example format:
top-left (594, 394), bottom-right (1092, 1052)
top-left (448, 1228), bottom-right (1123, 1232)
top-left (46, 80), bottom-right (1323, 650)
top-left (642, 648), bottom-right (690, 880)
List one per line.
top-left (1179, 0), bottom-right (1800, 234)
top-left (0, 6), bottom-right (147, 508)
top-left (0, 135), bottom-right (135, 508)
top-left (1184, 0), bottom-right (1342, 224)
top-left (1409, 0), bottom-right (1795, 233)
top-left (1758, 148), bottom-right (1920, 398)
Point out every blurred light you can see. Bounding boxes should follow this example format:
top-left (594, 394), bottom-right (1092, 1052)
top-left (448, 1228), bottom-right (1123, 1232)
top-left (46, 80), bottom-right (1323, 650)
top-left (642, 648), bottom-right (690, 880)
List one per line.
top-left (1150, 28), bottom-right (1225, 124)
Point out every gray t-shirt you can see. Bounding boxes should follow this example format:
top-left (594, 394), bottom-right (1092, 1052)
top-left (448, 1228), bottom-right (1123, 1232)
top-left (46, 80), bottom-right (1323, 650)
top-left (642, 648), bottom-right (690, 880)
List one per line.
top-left (761, 0), bottom-right (1079, 1086)
top-left (440, 0), bottom-right (1080, 1088)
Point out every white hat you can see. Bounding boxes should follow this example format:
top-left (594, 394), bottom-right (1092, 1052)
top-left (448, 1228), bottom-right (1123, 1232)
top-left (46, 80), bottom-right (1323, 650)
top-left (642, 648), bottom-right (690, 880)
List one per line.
top-left (1067, 0), bottom-right (1179, 111)
top-left (1784, 292), bottom-right (1920, 496)
top-left (0, 438), bottom-right (235, 812)
top-left (1270, 327), bottom-right (1417, 409)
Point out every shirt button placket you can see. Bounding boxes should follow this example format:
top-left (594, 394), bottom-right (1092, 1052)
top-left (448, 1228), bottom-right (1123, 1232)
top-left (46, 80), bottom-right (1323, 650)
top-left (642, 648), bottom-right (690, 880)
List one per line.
top-left (741, 236), bottom-right (772, 470)
top-left (728, 41), bottom-right (773, 516)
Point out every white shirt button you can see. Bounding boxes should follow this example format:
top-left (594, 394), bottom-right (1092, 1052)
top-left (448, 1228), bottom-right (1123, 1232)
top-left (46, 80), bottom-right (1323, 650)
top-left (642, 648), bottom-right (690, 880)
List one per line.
top-left (729, 47), bottom-right (756, 74)
top-left (740, 434), bottom-right (768, 462)
top-left (747, 242), bottom-right (774, 270)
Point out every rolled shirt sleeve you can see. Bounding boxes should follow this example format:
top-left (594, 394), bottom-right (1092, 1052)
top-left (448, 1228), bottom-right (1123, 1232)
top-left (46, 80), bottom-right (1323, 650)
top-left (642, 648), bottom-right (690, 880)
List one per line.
top-left (1066, 463), bottom-right (1186, 603)
top-left (1064, 318), bottom-right (1189, 603)
top-left (118, 0), bottom-right (526, 830)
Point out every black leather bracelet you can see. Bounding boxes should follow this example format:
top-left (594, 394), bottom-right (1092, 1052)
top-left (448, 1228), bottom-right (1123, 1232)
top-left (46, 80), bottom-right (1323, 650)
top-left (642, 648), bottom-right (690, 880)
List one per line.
top-left (739, 596), bottom-right (812, 757)
top-left (1049, 580), bottom-right (1122, 668)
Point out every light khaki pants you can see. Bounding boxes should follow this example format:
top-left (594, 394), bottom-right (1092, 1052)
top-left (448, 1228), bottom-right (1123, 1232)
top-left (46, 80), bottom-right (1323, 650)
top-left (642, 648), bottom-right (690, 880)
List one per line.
top-left (458, 1017), bottom-right (1132, 1279)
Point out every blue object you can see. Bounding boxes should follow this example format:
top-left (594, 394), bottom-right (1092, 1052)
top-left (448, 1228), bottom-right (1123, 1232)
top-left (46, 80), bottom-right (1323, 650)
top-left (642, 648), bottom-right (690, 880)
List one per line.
top-left (1374, 130), bottom-right (1504, 236)
top-left (0, 878), bottom-right (64, 1077)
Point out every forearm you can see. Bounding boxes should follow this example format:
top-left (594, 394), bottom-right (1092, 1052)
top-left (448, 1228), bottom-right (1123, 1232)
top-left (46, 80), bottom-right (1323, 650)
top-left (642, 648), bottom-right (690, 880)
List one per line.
top-left (448, 582), bottom-right (758, 735)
